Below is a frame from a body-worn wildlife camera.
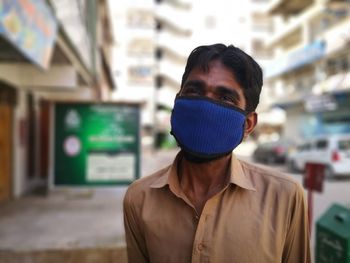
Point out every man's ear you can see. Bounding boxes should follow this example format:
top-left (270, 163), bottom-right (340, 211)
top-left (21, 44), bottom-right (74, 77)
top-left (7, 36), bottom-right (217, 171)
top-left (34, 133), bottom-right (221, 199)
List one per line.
top-left (243, 112), bottom-right (257, 139)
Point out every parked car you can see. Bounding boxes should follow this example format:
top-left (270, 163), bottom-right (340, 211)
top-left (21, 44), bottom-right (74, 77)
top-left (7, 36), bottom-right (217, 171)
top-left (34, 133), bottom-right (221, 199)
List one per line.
top-left (252, 139), bottom-right (295, 164)
top-left (287, 134), bottom-right (350, 178)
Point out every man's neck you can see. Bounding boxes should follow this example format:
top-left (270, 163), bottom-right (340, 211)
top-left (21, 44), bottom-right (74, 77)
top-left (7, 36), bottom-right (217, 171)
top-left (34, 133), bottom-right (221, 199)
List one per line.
top-left (178, 152), bottom-right (231, 214)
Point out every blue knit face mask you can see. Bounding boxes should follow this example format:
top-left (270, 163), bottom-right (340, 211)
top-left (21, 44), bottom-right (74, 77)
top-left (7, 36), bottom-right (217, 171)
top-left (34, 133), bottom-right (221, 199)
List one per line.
top-left (170, 96), bottom-right (247, 162)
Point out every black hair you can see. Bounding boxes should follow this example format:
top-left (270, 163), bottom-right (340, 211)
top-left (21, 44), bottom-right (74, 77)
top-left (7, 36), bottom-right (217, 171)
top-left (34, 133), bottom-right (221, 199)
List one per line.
top-left (180, 43), bottom-right (263, 112)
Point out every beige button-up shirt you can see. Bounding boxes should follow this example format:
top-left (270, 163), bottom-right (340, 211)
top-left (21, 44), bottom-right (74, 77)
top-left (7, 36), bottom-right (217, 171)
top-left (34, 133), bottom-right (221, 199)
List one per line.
top-left (123, 152), bottom-right (311, 263)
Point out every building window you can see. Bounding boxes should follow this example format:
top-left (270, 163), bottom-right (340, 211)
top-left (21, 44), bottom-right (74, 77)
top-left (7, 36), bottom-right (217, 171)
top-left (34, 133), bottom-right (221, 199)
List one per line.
top-left (251, 13), bottom-right (273, 33)
top-left (128, 65), bottom-right (154, 84)
top-left (127, 9), bottom-right (154, 28)
top-left (252, 39), bottom-right (272, 58)
top-left (128, 38), bottom-right (154, 56)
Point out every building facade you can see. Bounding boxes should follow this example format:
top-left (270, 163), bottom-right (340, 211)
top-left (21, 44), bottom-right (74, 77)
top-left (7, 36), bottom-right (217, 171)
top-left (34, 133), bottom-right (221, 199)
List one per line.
top-left (111, 0), bottom-right (157, 148)
top-left (0, 0), bottom-right (115, 201)
top-left (153, 0), bottom-right (192, 148)
top-left (265, 0), bottom-right (350, 142)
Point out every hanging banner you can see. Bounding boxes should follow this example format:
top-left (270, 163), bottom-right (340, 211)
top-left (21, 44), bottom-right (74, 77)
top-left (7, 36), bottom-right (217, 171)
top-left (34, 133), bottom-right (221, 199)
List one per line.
top-left (54, 102), bottom-right (141, 186)
top-left (0, 0), bottom-right (58, 69)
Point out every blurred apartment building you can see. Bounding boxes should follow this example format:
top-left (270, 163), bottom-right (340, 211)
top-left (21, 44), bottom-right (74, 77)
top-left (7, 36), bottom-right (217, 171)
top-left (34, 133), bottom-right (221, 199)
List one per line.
top-left (112, 0), bottom-right (156, 136)
top-left (111, 0), bottom-right (192, 149)
top-left (111, 0), bottom-right (276, 148)
top-left (0, 0), bottom-right (114, 202)
top-left (153, 0), bottom-right (193, 148)
top-left (245, 0), bottom-right (283, 140)
top-left (264, 0), bottom-right (350, 141)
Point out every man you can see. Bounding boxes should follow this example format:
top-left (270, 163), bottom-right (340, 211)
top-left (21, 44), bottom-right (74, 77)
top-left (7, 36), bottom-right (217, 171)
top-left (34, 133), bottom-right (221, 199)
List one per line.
top-left (123, 44), bottom-right (311, 263)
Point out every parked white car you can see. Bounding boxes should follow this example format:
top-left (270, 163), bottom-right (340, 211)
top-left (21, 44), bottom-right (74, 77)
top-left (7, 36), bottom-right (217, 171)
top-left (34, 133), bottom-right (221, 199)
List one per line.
top-left (287, 134), bottom-right (350, 178)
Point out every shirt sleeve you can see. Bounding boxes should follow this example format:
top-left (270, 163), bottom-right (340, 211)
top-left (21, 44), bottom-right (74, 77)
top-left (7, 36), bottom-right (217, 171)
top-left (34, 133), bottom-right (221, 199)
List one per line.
top-left (282, 183), bottom-right (311, 263)
top-left (123, 188), bottom-right (149, 263)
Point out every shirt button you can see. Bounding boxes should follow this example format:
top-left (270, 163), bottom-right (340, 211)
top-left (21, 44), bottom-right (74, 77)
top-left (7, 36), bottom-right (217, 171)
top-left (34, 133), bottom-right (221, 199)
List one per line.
top-left (197, 243), bottom-right (204, 251)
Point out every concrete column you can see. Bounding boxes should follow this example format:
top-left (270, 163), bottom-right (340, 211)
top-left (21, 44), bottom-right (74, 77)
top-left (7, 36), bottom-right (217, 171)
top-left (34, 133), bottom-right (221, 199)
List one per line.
top-left (13, 90), bottom-right (28, 198)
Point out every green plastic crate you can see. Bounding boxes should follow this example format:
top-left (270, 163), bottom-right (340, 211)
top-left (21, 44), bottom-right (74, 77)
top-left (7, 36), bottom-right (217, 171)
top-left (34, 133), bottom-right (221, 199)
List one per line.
top-left (316, 203), bottom-right (350, 263)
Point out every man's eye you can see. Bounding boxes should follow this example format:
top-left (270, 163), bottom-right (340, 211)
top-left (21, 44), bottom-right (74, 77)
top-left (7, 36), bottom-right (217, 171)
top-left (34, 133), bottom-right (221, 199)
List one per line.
top-left (220, 95), bottom-right (236, 104)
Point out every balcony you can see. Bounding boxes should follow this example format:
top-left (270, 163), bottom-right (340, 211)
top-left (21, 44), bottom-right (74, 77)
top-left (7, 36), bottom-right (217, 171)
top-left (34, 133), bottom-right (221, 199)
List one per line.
top-left (251, 13), bottom-right (274, 39)
top-left (313, 72), bottom-right (350, 95)
top-left (321, 16), bottom-right (350, 55)
top-left (156, 73), bottom-right (181, 91)
top-left (266, 3), bottom-right (324, 48)
top-left (266, 0), bottom-right (313, 16)
top-left (157, 86), bottom-right (177, 108)
top-left (157, 31), bottom-right (193, 57)
top-left (154, 4), bottom-right (191, 36)
top-left (249, 0), bottom-right (274, 14)
top-left (265, 40), bottom-right (326, 79)
top-left (158, 60), bottom-right (184, 85)
top-left (156, 0), bottom-right (192, 10)
top-left (271, 83), bottom-right (313, 108)
top-left (157, 46), bottom-right (187, 64)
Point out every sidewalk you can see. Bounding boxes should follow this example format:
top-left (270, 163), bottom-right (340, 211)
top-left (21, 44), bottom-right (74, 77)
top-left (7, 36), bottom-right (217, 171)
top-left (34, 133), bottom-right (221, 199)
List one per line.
top-left (0, 148), bottom-right (179, 262)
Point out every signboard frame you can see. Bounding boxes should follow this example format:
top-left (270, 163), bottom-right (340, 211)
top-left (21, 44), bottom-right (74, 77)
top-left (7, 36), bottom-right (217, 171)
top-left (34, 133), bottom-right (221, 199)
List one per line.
top-left (0, 0), bottom-right (58, 69)
top-left (51, 101), bottom-right (141, 187)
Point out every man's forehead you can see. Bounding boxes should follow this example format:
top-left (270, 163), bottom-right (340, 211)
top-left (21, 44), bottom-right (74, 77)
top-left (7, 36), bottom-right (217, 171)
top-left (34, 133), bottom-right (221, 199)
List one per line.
top-left (185, 61), bottom-right (239, 84)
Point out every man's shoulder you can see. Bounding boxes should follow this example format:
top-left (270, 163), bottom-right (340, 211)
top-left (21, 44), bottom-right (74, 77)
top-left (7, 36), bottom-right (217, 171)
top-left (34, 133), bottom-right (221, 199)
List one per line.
top-left (239, 159), bottom-right (303, 195)
top-left (125, 165), bottom-right (171, 199)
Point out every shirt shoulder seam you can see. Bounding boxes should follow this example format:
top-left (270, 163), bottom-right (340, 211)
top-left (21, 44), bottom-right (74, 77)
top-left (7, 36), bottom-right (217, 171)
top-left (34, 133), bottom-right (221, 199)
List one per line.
top-left (240, 160), bottom-right (300, 188)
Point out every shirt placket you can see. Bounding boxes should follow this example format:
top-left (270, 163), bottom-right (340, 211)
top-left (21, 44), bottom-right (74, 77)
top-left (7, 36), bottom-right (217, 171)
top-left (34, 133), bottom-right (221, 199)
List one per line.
top-left (191, 195), bottom-right (220, 263)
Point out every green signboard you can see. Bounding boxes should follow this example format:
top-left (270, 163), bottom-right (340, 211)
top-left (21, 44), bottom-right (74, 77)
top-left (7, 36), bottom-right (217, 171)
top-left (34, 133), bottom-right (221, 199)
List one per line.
top-left (54, 102), bottom-right (140, 186)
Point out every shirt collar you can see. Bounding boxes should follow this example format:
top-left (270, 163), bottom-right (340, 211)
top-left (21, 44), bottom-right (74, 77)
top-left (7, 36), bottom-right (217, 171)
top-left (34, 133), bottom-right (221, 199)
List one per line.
top-left (150, 152), bottom-right (184, 198)
top-left (229, 154), bottom-right (256, 191)
top-left (150, 151), bottom-right (256, 192)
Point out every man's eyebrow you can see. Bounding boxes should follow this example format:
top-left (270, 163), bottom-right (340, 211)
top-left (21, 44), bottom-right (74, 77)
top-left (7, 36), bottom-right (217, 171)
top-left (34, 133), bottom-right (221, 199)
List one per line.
top-left (183, 79), bottom-right (204, 88)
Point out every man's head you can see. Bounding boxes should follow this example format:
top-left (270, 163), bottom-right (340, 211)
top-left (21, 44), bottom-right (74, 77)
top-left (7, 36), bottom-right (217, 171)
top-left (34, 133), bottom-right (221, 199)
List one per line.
top-left (180, 43), bottom-right (263, 112)
top-left (171, 43), bottom-right (263, 163)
